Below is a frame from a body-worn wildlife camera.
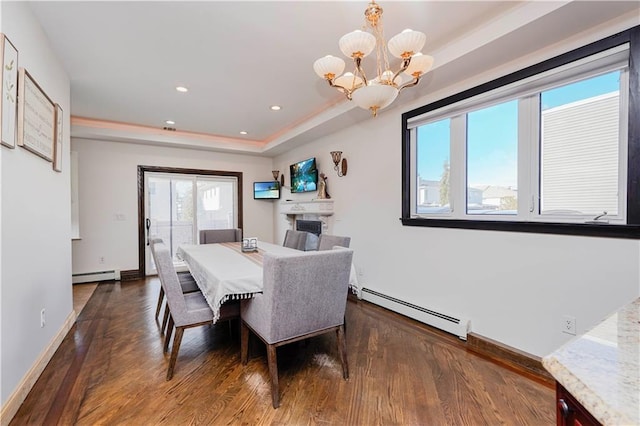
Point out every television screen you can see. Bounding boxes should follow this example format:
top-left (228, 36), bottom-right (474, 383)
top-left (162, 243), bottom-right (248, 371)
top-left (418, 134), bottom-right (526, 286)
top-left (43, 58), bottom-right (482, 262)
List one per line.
top-left (290, 157), bottom-right (318, 193)
top-left (253, 181), bottom-right (281, 199)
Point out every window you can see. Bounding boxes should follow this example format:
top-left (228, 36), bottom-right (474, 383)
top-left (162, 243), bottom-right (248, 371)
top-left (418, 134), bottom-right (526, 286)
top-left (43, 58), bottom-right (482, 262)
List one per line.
top-left (416, 118), bottom-right (451, 214)
top-left (540, 72), bottom-right (621, 218)
top-left (466, 100), bottom-right (518, 215)
top-left (402, 26), bottom-right (640, 238)
top-left (145, 173), bottom-right (239, 274)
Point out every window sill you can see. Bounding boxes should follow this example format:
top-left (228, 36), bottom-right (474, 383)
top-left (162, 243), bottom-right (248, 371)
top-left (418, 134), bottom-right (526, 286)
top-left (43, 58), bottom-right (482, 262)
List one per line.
top-left (401, 217), bottom-right (640, 239)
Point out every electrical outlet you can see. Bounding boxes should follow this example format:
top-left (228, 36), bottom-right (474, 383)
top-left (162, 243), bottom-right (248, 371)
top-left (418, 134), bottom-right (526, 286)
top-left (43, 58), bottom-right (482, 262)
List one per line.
top-left (40, 308), bottom-right (46, 328)
top-left (562, 315), bottom-right (576, 335)
top-left (99, 256), bottom-right (105, 264)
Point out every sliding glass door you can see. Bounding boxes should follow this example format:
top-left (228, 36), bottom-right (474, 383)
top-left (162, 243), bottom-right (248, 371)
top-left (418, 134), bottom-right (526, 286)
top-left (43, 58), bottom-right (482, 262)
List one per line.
top-left (145, 172), bottom-right (238, 275)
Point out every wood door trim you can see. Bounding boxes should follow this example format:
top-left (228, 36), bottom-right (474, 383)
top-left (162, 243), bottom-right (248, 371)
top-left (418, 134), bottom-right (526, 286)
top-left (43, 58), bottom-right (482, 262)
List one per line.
top-left (137, 165), bottom-right (243, 277)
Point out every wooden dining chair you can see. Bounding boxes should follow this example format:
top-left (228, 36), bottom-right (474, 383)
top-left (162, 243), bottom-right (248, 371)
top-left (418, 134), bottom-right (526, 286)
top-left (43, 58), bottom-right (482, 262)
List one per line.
top-left (240, 248), bottom-right (354, 408)
top-left (154, 242), bottom-right (240, 380)
top-left (199, 228), bottom-right (242, 244)
top-left (317, 234), bottom-right (351, 251)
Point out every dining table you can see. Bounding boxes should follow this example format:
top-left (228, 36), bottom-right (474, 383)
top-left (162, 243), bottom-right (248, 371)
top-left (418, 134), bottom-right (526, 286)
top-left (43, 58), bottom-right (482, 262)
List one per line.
top-left (176, 241), bottom-right (359, 322)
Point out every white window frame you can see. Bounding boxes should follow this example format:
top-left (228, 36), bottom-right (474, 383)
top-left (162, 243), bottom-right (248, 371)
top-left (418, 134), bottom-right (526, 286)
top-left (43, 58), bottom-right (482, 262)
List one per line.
top-left (408, 45), bottom-right (630, 226)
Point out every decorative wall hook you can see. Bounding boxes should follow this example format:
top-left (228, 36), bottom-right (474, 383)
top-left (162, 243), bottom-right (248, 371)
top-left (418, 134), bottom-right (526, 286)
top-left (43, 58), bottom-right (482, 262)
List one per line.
top-left (330, 151), bottom-right (347, 177)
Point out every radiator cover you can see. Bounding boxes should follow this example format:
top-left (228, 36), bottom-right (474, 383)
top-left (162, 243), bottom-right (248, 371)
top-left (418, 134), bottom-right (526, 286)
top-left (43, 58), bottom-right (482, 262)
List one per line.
top-left (361, 288), bottom-right (471, 340)
top-left (72, 270), bottom-right (121, 284)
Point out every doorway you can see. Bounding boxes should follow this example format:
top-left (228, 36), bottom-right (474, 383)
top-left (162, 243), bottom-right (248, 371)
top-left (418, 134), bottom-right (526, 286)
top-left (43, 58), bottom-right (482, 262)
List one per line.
top-left (137, 166), bottom-right (243, 277)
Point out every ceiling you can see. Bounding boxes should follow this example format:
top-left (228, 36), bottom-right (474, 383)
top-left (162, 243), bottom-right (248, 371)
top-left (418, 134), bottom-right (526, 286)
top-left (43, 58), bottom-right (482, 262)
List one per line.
top-left (26, 1), bottom-right (640, 156)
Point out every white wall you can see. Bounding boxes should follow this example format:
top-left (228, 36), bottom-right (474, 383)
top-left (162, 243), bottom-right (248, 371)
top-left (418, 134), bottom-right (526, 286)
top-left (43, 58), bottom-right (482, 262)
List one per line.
top-left (273, 23), bottom-right (640, 358)
top-left (1, 2), bottom-right (72, 405)
top-left (71, 138), bottom-right (276, 275)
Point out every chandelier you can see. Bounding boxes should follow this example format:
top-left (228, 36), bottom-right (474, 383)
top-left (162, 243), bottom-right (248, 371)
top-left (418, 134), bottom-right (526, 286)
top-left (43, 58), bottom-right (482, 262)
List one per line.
top-left (313, 1), bottom-right (434, 117)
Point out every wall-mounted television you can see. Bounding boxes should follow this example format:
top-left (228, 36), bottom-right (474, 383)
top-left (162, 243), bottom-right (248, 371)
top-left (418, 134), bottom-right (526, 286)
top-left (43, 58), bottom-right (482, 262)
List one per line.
top-left (253, 181), bottom-right (281, 199)
top-left (290, 157), bottom-right (318, 193)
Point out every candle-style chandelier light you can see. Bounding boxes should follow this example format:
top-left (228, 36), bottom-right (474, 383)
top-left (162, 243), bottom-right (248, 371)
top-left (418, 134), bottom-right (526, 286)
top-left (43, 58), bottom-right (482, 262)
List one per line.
top-left (313, 1), bottom-right (434, 117)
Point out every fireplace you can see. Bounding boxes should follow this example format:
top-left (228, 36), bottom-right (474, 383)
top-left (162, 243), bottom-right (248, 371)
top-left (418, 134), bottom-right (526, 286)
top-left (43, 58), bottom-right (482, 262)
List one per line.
top-left (296, 220), bottom-right (322, 236)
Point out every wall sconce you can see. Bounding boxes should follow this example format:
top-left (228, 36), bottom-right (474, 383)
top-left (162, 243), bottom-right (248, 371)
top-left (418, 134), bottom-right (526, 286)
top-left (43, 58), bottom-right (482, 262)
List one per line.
top-left (330, 151), bottom-right (347, 177)
top-left (272, 170), bottom-right (285, 186)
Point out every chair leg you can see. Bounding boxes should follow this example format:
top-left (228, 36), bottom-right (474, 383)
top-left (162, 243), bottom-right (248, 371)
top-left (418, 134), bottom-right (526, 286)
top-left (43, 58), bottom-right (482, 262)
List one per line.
top-left (164, 315), bottom-right (174, 353)
top-left (155, 287), bottom-right (165, 319)
top-left (336, 325), bottom-right (349, 379)
top-left (166, 327), bottom-right (184, 380)
top-left (240, 321), bottom-right (249, 365)
top-left (266, 344), bottom-right (280, 408)
top-left (161, 302), bottom-right (170, 334)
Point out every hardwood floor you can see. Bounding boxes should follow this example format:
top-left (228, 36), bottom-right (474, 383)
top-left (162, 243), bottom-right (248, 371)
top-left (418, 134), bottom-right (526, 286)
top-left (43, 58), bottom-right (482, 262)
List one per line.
top-left (11, 278), bottom-right (555, 425)
top-left (72, 283), bottom-right (98, 316)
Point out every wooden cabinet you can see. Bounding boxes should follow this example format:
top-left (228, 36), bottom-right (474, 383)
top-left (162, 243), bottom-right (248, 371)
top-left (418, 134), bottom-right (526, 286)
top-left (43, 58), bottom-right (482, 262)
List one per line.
top-left (556, 383), bottom-right (601, 426)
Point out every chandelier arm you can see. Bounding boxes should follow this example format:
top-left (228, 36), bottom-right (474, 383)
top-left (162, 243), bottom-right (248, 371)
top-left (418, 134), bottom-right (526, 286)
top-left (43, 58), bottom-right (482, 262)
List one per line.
top-left (398, 76), bottom-right (421, 92)
top-left (391, 58), bottom-right (411, 85)
top-left (353, 57), bottom-right (369, 86)
top-left (327, 80), bottom-right (354, 100)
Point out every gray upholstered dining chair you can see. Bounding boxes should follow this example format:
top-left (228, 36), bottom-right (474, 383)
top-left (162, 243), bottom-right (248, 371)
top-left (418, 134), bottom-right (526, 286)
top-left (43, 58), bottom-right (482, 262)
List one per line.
top-left (240, 248), bottom-right (354, 408)
top-left (154, 242), bottom-right (240, 380)
top-left (199, 228), bottom-right (242, 244)
top-left (317, 234), bottom-right (351, 251)
top-left (282, 229), bottom-right (310, 251)
top-left (149, 237), bottom-right (199, 333)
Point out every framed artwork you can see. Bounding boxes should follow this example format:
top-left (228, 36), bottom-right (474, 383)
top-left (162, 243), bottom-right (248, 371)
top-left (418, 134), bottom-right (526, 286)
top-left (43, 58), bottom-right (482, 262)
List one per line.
top-left (17, 67), bottom-right (55, 162)
top-left (1, 33), bottom-right (18, 148)
top-left (53, 104), bottom-right (63, 172)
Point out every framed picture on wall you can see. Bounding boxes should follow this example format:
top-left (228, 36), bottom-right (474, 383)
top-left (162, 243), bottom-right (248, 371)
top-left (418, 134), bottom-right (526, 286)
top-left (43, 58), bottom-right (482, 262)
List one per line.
top-left (53, 104), bottom-right (63, 172)
top-left (1, 33), bottom-right (18, 148)
top-left (17, 67), bottom-right (55, 162)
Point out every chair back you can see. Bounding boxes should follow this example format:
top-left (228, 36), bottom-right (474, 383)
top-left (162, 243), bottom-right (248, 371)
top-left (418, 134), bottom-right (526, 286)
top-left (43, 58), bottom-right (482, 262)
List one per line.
top-left (149, 236), bottom-right (164, 274)
top-left (153, 242), bottom-right (190, 321)
top-left (317, 234), bottom-right (351, 251)
top-left (199, 228), bottom-right (242, 244)
top-left (258, 248), bottom-right (353, 343)
top-left (282, 229), bottom-right (309, 251)
top-left (149, 236), bottom-right (163, 246)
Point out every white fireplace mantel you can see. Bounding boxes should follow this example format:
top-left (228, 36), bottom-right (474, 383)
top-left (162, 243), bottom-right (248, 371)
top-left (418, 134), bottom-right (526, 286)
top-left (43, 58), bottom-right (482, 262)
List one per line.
top-left (279, 199), bottom-right (334, 216)
top-left (280, 199), bottom-right (334, 233)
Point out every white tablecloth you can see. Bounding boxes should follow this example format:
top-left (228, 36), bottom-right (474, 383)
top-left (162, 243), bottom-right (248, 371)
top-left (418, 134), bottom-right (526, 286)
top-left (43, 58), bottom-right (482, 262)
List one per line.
top-left (177, 241), bottom-right (359, 322)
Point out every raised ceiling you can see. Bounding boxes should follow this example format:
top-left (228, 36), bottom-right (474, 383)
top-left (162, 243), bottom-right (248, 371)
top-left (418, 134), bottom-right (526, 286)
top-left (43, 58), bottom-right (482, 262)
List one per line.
top-left (26, 1), bottom-right (640, 155)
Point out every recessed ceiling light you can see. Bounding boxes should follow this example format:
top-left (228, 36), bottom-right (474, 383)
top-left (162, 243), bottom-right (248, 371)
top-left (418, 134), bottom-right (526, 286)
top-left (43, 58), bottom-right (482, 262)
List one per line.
top-left (165, 120), bottom-right (175, 125)
top-left (270, 105), bottom-right (281, 111)
top-left (240, 131), bottom-right (248, 135)
top-left (176, 86), bottom-right (188, 92)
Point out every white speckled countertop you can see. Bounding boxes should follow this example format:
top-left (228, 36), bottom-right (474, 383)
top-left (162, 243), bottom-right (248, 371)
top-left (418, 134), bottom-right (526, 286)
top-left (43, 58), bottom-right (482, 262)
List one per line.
top-left (542, 297), bottom-right (639, 426)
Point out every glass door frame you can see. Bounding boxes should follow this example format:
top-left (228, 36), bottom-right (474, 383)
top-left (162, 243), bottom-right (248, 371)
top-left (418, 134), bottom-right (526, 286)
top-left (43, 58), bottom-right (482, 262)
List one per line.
top-left (137, 165), bottom-right (243, 278)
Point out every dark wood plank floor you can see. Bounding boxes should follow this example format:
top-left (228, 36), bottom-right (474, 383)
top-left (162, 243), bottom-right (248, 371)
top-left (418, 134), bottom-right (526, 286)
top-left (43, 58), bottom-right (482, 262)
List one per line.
top-left (11, 278), bottom-right (555, 425)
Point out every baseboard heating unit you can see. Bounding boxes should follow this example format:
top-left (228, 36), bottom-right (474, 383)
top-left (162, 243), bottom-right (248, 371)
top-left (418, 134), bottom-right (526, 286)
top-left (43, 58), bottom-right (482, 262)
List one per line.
top-left (72, 270), bottom-right (121, 284)
top-left (361, 288), bottom-right (470, 340)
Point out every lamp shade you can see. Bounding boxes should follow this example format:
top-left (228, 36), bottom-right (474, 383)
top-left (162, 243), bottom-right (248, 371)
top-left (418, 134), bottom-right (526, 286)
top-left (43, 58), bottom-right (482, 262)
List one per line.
top-left (339, 30), bottom-right (376, 58)
top-left (313, 55), bottom-right (346, 80)
top-left (403, 53), bottom-right (434, 78)
top-left (388, 29), bottom-right (426, 58)
top-left (334, 72), bottom-right (364, 91)
top-left (352, 84), bottom-right (399, 111)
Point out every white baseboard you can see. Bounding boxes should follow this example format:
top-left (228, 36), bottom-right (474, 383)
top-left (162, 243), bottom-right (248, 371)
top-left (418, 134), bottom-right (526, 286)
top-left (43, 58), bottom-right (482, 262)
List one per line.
top-left (0, 310), bottom-right (77, 426)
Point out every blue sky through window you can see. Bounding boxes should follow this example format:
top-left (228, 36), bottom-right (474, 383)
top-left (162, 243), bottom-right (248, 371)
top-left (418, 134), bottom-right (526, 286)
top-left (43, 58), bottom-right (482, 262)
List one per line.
top-left (417, 71), bottom-right (621, 185)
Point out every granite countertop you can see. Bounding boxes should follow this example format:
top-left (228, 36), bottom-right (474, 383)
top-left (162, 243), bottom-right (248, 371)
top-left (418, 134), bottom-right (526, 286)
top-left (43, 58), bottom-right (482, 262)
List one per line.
top-left (542, 297), bottom-right (639, 425)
